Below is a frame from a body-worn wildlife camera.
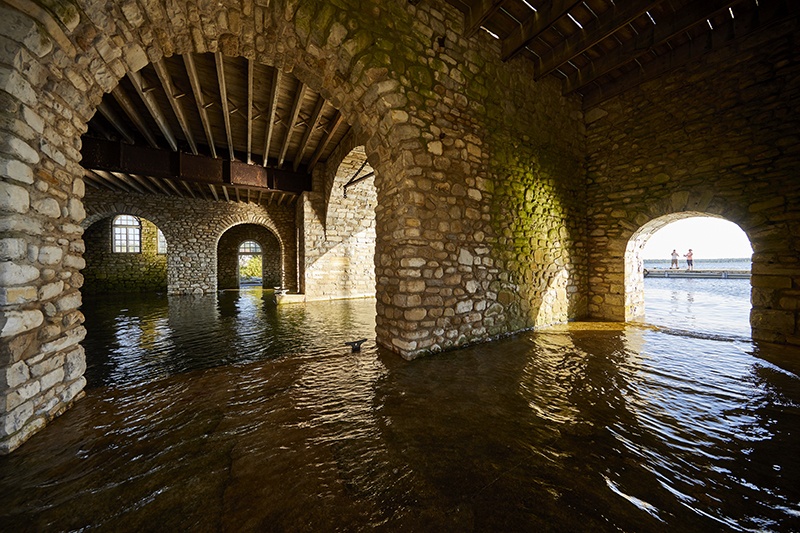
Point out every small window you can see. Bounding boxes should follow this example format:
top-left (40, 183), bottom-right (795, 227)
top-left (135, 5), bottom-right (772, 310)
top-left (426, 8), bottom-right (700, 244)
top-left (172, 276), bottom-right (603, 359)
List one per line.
top-left (112, 215), bottom-right (141, 253)
top-left (239, 241), bottom-right (262, 254)
top-left (157, 229), bottom-right (167, 255)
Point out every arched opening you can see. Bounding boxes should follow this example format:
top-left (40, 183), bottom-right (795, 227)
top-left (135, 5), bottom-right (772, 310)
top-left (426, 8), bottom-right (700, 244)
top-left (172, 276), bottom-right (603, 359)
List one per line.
top-left (626, 213), bottom-right (753, 337)
top-left (82, 214), bottom-right (168, 294)
top-left (217, 224), bottom-right (281, 290)
top-left (238, 240), bottom-right (263, 287)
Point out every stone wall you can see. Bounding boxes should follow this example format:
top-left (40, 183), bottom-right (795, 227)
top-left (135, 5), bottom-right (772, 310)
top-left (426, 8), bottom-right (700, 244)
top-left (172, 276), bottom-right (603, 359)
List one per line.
top-left (82, 190), bottom-right (297, 294)
top-left (300, 134), bottom-right (377, 301)
top-left (82, 216), bottom-right (167, 294)
top-left (217, 224), bottom-right (282, 290)
top-left (585, 18), bottom-right (800, 345)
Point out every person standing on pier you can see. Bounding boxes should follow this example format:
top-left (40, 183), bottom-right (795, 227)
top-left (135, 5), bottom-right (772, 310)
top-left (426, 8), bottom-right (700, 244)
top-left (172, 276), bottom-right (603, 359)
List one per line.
top-left (670, 249), bottom-right (680, 269)
top-left (684, 249), bottom-right (694, 271)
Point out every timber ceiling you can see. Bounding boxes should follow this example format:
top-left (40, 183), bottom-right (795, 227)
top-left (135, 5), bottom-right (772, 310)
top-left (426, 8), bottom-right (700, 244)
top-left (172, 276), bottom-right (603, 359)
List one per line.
top-left (81, 0), bottom-right (796, 203)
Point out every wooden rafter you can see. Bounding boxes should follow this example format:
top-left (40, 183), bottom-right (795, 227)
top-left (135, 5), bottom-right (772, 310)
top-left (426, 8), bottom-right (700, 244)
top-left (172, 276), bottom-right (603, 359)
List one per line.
top-left (293, 96), bottom-right (325, 172)
top-left (535, 0), bottom-right (661, 80)
top-left (464, 0), bottom-right (505, 37)
top-left (263, 68), bottom-right (282, 167)
top-left (111, 86), bottom-right (159, 148)
top-left (128, 173), bottom-right (159, 194)
top-left (583, 0), bottom-right (798, 107)
top-left (209, 184), bottom-right (220, 201)
top-left (127, 70), bottom-right (178, 151)
top-left (96, 101), bottom-right (136, 144)
top-left (501, 0), bottom-right (583, 61)
top-left (184, 54), bottom-right (217, 159)
top-left (278, 82), bottom-right (306, 168)
top-left (566, 0), bottom-right (741, 95)
top-left (247, 59), bottom-right (254, 164)
top-left (163, 178), bottom-right (184, 197)
top-left (152, 59), bottom-right (198, 155)
top-left (215, 52), bottom-right (236, 161)
top-left (308, 112), bottom-right (345, 171)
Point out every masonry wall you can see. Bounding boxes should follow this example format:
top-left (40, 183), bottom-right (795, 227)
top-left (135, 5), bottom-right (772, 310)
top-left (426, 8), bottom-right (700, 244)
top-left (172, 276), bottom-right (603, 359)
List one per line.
top-left (82, 190), bottom-right (297, 295)
top-left (82, 216), bottom-right (167, 294)
top-left (585, 18), bottom-right (800, 345)
top-left (217, 224), bottom-right (282, 290)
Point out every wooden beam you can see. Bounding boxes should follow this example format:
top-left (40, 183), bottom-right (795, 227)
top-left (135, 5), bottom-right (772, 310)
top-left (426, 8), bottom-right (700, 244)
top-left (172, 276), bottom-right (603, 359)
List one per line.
top-left (127, 173), bottom-right (159, 194)
top-left (184, 53), bottom-right (217, 159)
top-left (222, 185), bottom-right (230, 202)
top-left (95, 170), bottom-right (137, 193)
top-left (293, 96), bottom-right (326, 172)
top-left (464, 0), bottom-right (505, 38)
top-left (536, 0), bottom-right (660, 79)
top-left (111, 85), bottom-right (160, 148)
top-left (209, 184), bottom-right (220, 201)
top-left (127, 69), bottom-right (178, 151)
top-left (139, 174), bottom-right (172, 196)
top-left (566, 0), bottom-right (740, 94)
top-left (84, 170), bottom-right (115, 191)
top-left (582, 0), bottom-right (797, 108)
top-left (278, 82), bottom-right (306, 168)
top-left (163, 178), bottom-right (184, 197)
top-left (215, 52), bottom-right (236, 161)
top-left (247, 59), bottom-right (254, 164)
top-left (181, 180), bottom-right (197, 199)
top-left (262, 68), bottom-right (282, 167)
top-left (501, 0), bottom-right (583, 61)
top-left (152, 59), bottom-right (199, 155)
top-left (307, 112), bottom-right (345, 171)
top-left (97, 101), bottom-right (136, 144)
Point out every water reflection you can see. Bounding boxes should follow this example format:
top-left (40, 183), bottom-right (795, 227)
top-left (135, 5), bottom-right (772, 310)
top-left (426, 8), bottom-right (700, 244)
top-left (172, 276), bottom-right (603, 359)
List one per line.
top-left (0, 293), bottom-right (798, 531)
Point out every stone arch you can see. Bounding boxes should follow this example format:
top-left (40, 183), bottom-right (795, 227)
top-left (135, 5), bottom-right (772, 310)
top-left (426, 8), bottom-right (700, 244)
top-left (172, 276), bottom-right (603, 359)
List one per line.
top-left (214, 212), bottom-right (293, 292)
top-left (216, 223), bottom-right (282, 290)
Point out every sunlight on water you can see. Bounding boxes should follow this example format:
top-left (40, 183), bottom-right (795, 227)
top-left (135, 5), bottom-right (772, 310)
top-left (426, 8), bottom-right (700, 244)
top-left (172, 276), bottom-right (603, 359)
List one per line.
top-left (0, 290), bottom-right (798, 531)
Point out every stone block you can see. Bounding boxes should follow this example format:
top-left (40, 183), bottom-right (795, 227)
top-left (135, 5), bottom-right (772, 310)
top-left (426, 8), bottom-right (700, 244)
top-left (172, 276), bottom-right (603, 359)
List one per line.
top-left (0, 399), bottom-right (33, 438)
top-left (0, 181), bottom-right (30, 214)
top-left (0, 309), bottom-right (43, 338)
top-left (0, 285), bottom-right (36, 305)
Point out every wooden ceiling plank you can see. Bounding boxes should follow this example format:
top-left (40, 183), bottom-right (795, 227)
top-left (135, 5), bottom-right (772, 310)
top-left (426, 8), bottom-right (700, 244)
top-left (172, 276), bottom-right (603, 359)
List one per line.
top-left (465, 0), bottom-right (506, 37)
top-left (184, 53), bottom-right (218, 159)
top-left (501, 0), bottom-right (584, 61)
top-left (97, 101), bottom-right (136, 144)
top-left (307, 111), bottom-right (345, 171)
top-left (163, 178), bottom-right (185, 198)
top-left (537, 0), bottom-right (661, 79)
top-left (128, 173), bottom-right (159, 194)
top-left (113, 172), bottom-right (148, 195)
top-left (222, 185), bottom-right (230, 202)
top-left (127, 69), bottom-right (179, 151)
top-left (263, 68), bottom-right (282, 167)
top-left (292, 96), bottom-right (326, 172)
top-left (95, 170), bottom-right (136, 193)
top-left (153, 59), bottom-right (199, 155)
top-left (85, 170), bottom-right (116, 191)
top-left (235, 187), bottom-right (241, 202)
top-left (278, 82), bottom-right (307, 168)
top-left (181, 180), bottom-right (197, 199)
top-left (247, 59), bottom-right (254, 164)
top-left (111, 85), bottom-right (160, 148)
top-left (582, 0), bottom-right (796, 108)
top-left (257, 190), bottom-right (263, 204)
top-left (566, 0), bottom-right (740, 94)
top-left (141, 174), bottom-right (172, 196)
top-left (209, 184), bottom-right (220, 201)
top-left (215, 52), bottom-right (236, 161)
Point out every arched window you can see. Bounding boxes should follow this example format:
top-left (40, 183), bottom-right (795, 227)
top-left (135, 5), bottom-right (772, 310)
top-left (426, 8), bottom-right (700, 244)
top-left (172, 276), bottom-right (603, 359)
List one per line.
top-left (239, 241), bottom-right (262, 254)
top-left (112, 215), bottom-right (141, 253)
top-left (157, 229), bottom-right (167, 255)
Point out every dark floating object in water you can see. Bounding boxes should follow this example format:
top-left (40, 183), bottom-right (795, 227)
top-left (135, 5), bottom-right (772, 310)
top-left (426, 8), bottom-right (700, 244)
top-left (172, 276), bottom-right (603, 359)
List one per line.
top-left (345, 339), bottom-right (368, 352)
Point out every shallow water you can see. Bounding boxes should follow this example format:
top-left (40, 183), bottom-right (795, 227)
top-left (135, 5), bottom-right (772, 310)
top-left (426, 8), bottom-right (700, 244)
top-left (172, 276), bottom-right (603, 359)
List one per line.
top-left (1, 290), bottom-right (799, 532)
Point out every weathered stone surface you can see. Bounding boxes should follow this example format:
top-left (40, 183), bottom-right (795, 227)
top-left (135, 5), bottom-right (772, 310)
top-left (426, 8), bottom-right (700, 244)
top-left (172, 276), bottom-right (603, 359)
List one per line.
top-left (0, 309), bottom-right (43, 338)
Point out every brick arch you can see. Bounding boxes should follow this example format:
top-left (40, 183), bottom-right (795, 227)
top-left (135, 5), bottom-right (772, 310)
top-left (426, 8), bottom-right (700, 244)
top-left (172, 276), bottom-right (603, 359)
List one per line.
top-left (216, 223), bottom-right (282, 290)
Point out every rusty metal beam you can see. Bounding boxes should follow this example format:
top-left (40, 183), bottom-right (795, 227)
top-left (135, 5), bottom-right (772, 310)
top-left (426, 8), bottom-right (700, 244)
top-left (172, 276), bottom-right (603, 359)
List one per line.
top-left (581, 0), bottom-right (796, 107)
top-left (96, 101), bottom-right (136, 144)
top-left (464, 0), bottom-right (505, 37)
top-left (536, 0), bottom-right (660, 79)
top-left (501, 0), bottom-right (583, 61)
top-left (262, 68), bottom-right (282, 167)
top-left (215, 52), bottom-right (235, 161)
top-left (278, 82), bottom-right (306, 168)
top-left (566, 0), bottom-right (740, 94)
top-left (308, 112), bottom-right (345, 171)
top-left (184, 53), bottom-right (217, 159)
top-left (111, 85), bottom-right (159, 148)
top-left (293, 96), bottom-right (325, 172)
top-left (152, 59), bottom-right (198, 155)
top-left (128, 69), bottom-right (178, 151)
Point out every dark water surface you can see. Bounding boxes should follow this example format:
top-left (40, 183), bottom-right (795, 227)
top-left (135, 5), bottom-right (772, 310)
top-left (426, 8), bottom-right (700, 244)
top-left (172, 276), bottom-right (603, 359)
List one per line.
top-left (1, 290), bottom-right (799, 532)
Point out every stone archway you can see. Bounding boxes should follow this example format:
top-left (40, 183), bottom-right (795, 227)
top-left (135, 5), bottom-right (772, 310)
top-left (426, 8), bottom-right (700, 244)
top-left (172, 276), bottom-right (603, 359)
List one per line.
top-left (217, 224), bottom-right (281, 290)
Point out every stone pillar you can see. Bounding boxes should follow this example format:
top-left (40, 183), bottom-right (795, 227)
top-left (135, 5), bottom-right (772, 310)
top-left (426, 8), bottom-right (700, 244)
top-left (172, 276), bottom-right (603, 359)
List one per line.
top-left (0, 6), bottom-right (88, 453)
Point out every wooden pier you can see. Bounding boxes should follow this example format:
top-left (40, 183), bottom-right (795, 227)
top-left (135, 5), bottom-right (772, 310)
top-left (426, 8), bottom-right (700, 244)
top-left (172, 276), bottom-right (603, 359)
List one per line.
top-left (643, 269), bottom-right (750, 279)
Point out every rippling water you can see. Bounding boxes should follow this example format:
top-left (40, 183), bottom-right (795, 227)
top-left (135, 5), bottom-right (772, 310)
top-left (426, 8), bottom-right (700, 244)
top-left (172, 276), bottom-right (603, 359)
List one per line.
top-left (1, 289), bottom-right (798, 532)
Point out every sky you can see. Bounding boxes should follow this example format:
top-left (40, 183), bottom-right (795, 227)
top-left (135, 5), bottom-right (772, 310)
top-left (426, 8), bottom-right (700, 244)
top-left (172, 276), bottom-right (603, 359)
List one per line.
top-left (642, 217), bottom-right (753, 259)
